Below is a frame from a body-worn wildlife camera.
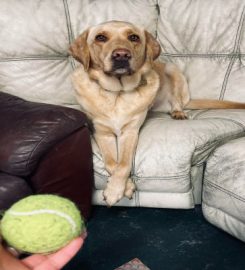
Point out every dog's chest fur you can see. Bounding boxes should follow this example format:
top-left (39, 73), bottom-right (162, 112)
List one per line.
top-left (72, 67), bottom-right (153, 134)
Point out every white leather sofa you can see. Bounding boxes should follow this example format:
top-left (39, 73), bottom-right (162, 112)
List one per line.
top-left (0, 0), bottom-right (244, 241)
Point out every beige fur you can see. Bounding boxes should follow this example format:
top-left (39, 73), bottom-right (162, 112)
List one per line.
top-left (69, 21), bottom-right (245, 206)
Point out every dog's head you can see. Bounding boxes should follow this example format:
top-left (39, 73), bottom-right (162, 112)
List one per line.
top-left (69, 21), bottom-right (161, 76)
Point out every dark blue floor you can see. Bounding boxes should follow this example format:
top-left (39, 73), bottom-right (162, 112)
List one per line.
top-left (64, 206), bottom-right (245, 270)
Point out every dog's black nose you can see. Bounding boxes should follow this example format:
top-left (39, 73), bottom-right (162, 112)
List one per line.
top-left (112, 49), bottom-right (131, 61)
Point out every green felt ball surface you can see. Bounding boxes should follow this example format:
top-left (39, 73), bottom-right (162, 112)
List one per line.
top-left (0, 195), bottom-right (85, 254)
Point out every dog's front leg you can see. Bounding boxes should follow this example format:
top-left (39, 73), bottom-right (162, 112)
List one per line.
top-left (103, 130), bottom-right (139, 206)
top-left (94, 131), bottom-right (118, 176)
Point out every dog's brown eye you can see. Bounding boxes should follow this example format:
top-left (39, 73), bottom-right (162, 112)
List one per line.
top-left (95, 34), bottom-right (108, 42)
top-left (128, 34), bottom-right (140, 42)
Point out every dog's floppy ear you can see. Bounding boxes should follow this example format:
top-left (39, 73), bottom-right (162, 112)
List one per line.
top-left (69, 30), bottom-right (90, 71)
top-left (145, 31), bottom-right (161, 62)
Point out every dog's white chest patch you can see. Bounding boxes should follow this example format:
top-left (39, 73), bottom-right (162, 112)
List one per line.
top-left (111, 117), bottom-right (124, 136)
top-left (114, 126), bottom-right (122, 136)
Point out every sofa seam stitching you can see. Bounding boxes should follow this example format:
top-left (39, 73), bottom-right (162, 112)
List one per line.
top-left (62, 0), bottom-right (74, 44)
top-left (195, 131), bottom-right (245, 151)
top-left (94, 170), bottom-right (189, 181)
top-left (204, 179), bottom-right (245, 203)
top-left (0, 56), bottom-right (68, 62)
top-left (194, 117), bottom-right (245, 131)
top-left (62, 0), bottom-right (76, 70)
top-left (1, 53), bottom-right (245, 63)
top-left (219, 6), bottom-right (245, 100)
top-left (132, 174), bottom-right (189, 181)
top-left (155, 0), bottom-right (160, 39)
top-left (202, 202), bottom-right (245, 226)
top-left (219, 57), bottom-right (236, 100)
top-left (161, 53), bottom-right (245, 58)
top-left (26, 125), bottom-right (60, 172)
top-left (145, 115), bottom-right (245, 130)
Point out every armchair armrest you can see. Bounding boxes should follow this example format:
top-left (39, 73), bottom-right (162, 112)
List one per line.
top-left (0, 92), bottom-right (87, 176)
top-left (0, 173), bottom-right (32, 210)
top-left (0, 92), bottom-right (93, 219)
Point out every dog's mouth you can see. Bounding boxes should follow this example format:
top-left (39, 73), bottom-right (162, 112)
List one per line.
top-left (106, 48), bottom-right (134, 76)
top-left (111, 60), bottom-right (133, 76)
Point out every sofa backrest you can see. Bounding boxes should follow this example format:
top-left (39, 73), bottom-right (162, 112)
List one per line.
top-left (0, 0), bottom-right (244, 109)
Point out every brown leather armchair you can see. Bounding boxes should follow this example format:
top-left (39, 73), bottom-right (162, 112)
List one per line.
top-left (0, 92), bottom-right (93, 220)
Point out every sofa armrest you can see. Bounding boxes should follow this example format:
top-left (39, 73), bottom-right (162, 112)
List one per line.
top-left (0, 92), bottom-right (87, 176)
top-left (0, 173), bottom-right (32, 210)
top-left (30, 127), bottom-right (94, 219)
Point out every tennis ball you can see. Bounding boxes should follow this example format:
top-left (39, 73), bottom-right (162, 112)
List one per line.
top-left (0, 194), bottom-right (85, 254)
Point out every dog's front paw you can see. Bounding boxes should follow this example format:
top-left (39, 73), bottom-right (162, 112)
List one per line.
top-left (103, 178), bottom-right (126, 206)
top-left (124, 178), bottom-right (136, 199)
top-left (171, 110), bottom-right (188, 120)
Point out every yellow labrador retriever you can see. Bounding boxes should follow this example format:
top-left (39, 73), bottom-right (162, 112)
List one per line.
top-left (69, 21), bottom-right (245, 206)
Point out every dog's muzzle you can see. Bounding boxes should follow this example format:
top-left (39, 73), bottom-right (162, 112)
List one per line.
top-left (111, 48), bottom-right (132, 75)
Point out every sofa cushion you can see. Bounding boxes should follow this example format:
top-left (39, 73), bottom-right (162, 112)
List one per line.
top-left (202, 137), bottom-right (245, 242)
top-left (157, 0), bottom-right (244, 54)
top-left (157, 0), bottom-right (245, 103)
top-left (93, 109), bottom-right (245, 207)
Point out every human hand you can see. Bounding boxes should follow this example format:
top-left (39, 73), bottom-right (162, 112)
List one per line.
top-left (22, 237), bottom-right (84, 270)
top-left (0, 236), bottom-right (85, 270)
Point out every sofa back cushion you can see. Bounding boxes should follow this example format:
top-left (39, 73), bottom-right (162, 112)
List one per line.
top-left (0, 0), bottom-right (244, 107)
